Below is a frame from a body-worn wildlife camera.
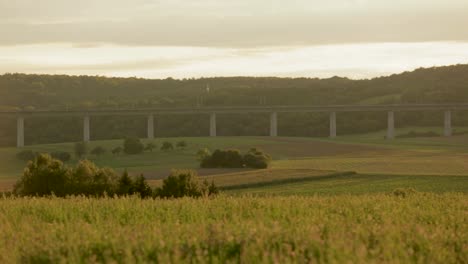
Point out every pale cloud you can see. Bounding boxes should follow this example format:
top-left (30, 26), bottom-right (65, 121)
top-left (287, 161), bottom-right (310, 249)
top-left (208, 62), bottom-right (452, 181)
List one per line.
top-left (0, 0), bottom-right (467, 47)
top-left (1, 42), bottom-right (467, 79)
top-left (1, 1), bottom-right (467, 78)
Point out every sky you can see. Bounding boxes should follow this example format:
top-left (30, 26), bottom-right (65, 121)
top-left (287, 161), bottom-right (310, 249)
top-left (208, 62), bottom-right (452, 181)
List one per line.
top-left (1, 0), bottom-right (468, 79)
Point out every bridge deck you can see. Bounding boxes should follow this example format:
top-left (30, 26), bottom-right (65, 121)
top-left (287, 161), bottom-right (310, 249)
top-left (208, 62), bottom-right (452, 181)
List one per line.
top-left (1, 104), bottom-right (468, 116)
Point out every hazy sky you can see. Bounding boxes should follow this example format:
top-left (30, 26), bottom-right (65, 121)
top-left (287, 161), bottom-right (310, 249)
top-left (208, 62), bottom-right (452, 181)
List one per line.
top-left (1, 0), bottom-right (468, 78)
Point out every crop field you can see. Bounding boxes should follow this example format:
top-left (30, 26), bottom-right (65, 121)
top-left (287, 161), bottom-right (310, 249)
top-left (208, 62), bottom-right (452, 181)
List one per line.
top-left (0, 194), bottom-right (466, 263)
top-left (1, 128), bottom-right (468, 191)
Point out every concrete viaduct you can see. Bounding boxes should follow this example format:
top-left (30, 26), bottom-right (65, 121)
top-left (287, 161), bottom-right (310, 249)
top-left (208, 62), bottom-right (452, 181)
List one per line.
top-left (4, 104), bottom-right (468, 148)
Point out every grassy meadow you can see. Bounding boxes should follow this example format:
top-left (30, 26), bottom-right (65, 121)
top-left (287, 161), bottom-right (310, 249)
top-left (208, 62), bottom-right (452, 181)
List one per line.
top-left (0, 194), bottom-right (466, 263)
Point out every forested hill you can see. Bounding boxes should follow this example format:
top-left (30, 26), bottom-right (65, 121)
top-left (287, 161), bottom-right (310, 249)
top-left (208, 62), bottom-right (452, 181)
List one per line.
top-left (0, 65), bottom-right (467, 146)
top-left (1, 64), bottom-right (468, 110)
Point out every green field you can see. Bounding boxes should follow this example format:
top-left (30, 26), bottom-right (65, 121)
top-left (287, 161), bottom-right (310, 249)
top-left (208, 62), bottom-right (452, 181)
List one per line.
top-left (2, 127), bottom-right (468, 192)
top-left (0, 194), bottom-right (466, 263)
top-left (1, 129), bottom-right (468, 263)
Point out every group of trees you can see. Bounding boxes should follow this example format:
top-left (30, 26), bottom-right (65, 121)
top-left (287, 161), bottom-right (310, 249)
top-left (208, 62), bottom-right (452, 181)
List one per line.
top-left (1, 65), bottom-right (468, 146)
top-left (13, 154), bottom-right (218, 198)
top-left (199, 148), bottom-right (271, 169)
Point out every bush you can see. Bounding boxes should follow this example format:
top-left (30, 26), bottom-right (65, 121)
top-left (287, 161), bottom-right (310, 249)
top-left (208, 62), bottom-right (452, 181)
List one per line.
top-left (243, 148), bottom-right (271, 169)
top-left (176, 141), bottom-right (187, 149)
top-left (392, 188), bottom-right (418, 198)
top-left (91, 146), bottom-right (106, 156)
top-left (133, 175), bottom-right (153, 198)
top-left (201, 149), bottom-right (244, 168)
top-left (50, 151), bottom-right (71, 162)
top-left (155, 170), bottom-right (218, 198)
top-left (196, 148), bottom-right (211, 162)
top-left (117, 170), bottom-right (134, 195)
top-left (123, 138), bottom-right (144, 155)
top-left (68, 159), bottom-right (118, 195)
top-left (145, 142), bottom-right (157, 152)
top-left (16, 150), bottom-right (38, 162)
top-left (74, 142), bottom-right (88, 158)
top-left (112, 146), bottom-right (123, 155)
top-left (200, 148), bottom-right (271, 169)
top-left (13, 154), bottom-right (69, 196)
top-left (161, 141), bottom-right (174, 152)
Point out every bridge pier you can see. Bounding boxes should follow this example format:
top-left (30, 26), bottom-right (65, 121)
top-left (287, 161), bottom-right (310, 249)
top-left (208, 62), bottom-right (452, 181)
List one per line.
top-left (387, 111), bottom-right (395, 140)
top-left (210, 113), bottom-right (217, 137)
top-left (17, 117), bottom-right (24, 148)
top-left (270, 112), bottom-right (278, 137)
top-left (147, 114), bottom-right (154, 139)
top-left (83, 116), bottom-right (90, 142)
top-left (444, 110), bottom-right (452, 137)
top-left (330, 112), bottom-right (337, 138)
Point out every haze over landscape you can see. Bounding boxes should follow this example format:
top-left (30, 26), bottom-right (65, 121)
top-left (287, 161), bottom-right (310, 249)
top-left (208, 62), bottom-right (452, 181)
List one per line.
top-left (1, 0), bottom-right (468, 78)
top-left (1, 1), bottom-right (468, 263)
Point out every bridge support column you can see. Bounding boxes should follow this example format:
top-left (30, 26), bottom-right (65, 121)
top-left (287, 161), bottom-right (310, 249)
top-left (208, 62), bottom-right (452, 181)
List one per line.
top-left (329, 112), bottom-right (337, 138)
top-left (83, 116), bottom-right (90, 142)
top-left (387, 111), bottom-right (395, 140)
top-left (444, 110), bottom-right (452, 137)
top-left (270, 112), bottom-right (278, 137)
top-left (147, 114), bottom-right (154, 139)
top-left (210, 113), bottom-right (217, 137)
top-left (17, 117), bottom-right (24, 148)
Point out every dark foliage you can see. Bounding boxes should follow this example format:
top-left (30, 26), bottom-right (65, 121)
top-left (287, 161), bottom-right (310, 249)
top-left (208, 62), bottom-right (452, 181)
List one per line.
top-left (13, 156), bottom-right (155, 197)
top-left (123, 138), bottom-right (144, 155)
top-left (201, 148), bottom-right (271, 169)
top-left (1, 65), bottom-right (467, 146)
top-left (91, 146), bottom-right (106, 156)
top-left (111, 146), bottom-right (123, 155)
top-left (13, 154), bottom-right (69, 196)
top-left (155, 170), bottom-right (218, 198)
top-left (243, 148), bottom-right (271, 169)
top-left (117, 170), bottom-right (134, 195)
top-left (201, 149), bottom-right (244, 168)
top-left (67, 159), bottom-right (118, 196)
top-left (176, 141), bottom-right (187, 149)
top-left (161, 141), bottom-right (174, 151)
top-left (133, 174), bottom-right (153, 198)
top-left (144, 142), bottom-right (157, 152)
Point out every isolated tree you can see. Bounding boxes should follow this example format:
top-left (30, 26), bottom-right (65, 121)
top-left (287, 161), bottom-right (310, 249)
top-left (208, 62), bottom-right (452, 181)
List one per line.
top-left (123, 138), bottom-right (144, 155)
top-left (13, 154), bottom-right (69, 196)
top-left (133, 174), bottom-right (153, 198)
top-left (155, 170), bottom-right (203, 198)
top-left (117, 170), bottom-right (134, 195)
top-left (161, 141), bottom-right (174, 152)
top-left (112, 146), bottom-right (123, 155)
top-left (91, 146), bottom-right (106, 156)
top-left (145, 142), bottom-right (157, 152)
top-left (176, 141), bottom-right (187, 149)
top-left (74, 142), bottom-right (88, 159)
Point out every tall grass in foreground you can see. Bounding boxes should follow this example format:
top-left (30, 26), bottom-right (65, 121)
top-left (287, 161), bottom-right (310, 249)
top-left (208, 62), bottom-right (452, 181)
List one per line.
top-left (0, 194), bottom-right (466, 263)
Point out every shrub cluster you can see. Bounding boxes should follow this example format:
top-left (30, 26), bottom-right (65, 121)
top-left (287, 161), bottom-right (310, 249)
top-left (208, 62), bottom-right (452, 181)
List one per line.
top-left (155, 170), bottom-right (218, 198)
top-left (13, 154), bottom-right (218, 199)
top-left (124, 137), bottom-right (144, 154)
top-left (13, 154), bottom-right (152, 197)
top-left (200, 148), bottom-right (271, 169)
